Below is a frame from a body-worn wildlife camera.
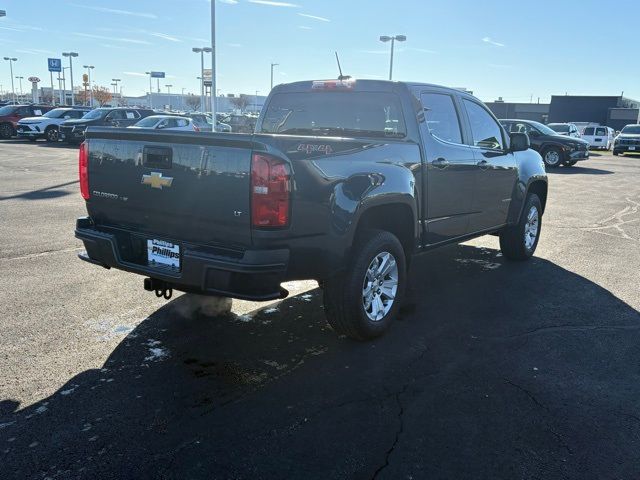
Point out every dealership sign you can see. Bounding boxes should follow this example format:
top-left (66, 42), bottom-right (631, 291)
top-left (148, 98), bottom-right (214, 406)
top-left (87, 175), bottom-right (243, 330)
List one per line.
top-left (28, 76), bottom-right (41, 83)
top-left (150, 71), bottom-right (165, 78)
top-left (47, 58), bottom-right (62, 73)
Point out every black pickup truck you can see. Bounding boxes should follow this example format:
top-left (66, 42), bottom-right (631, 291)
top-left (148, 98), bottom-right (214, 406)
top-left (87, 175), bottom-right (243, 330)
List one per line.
top-left (76, 79), bottom-right (547, 340)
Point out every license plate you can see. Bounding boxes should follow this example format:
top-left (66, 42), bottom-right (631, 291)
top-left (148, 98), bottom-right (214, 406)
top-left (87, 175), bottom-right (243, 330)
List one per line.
top-left (630, 146), bottom-right (636, 151)
top-left (147, 239), bottom-right (180, 269)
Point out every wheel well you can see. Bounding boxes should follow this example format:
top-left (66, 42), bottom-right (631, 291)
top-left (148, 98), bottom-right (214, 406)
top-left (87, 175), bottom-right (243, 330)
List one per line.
top-left (354, 204), bottom-right (415, 257)
top-left (528, 181), bottom-right (548, 214)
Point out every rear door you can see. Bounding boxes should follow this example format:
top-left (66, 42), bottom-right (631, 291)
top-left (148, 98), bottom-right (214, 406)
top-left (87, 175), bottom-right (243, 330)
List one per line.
top-left (121, 110), bottom-right (141, 127)
top-left (594, 126), bottom-right (607, 146)
top-left (461, 98), bottom-right (517, 232)
top-left (420, 91), bottom-right (476, 244)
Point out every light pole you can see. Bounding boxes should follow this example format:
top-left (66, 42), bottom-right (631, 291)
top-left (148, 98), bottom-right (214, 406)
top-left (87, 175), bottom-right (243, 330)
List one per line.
top-left (3, 57), bottom-right (17, 103)
top-left (144, 72), bottom-right (153, 108)
top-left (192, 47), bottom-right (212, 112)
top-left (62, 52), bottom-right (78, 105)
top-left (112, 78), bottom-right (121, 97)
top-left (270, 63), bottom-right (279, 90)
top-left (15, 76), bottom-right (23, 101)
top-left (166, 84), bottom-right (172, 110)
top-left (62, 67), bottom-right (68, 105)
top-left (56, 76), bottom-right (63, 105)
top-left (83, 65), bottom-right (94, 107)
top-left (210, 0), bottom-right (217, 131)
top-left (379, 35), bottom-right (406, 80)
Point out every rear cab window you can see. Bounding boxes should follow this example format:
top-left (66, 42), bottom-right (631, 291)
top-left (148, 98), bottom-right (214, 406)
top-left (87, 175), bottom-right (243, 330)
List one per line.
top-left (260, 91), bottom-right (406, 138)
top-left (421, 93), bottom-right (462, 144)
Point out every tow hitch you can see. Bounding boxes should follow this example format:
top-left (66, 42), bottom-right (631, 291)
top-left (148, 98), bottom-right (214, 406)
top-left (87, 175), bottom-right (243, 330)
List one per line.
top-left (144, 278), bottom-right (173, 300)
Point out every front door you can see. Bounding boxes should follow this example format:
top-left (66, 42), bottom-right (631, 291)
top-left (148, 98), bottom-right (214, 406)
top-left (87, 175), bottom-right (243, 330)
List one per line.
top-left (420, 92), bottom-right (477, 245)
top-left (461, 98), bottom-right (517, 232)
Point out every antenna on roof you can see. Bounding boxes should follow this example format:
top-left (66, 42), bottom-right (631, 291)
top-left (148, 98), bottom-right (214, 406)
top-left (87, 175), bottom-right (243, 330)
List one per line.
top-left (335, 51), bottom-right (351, 81)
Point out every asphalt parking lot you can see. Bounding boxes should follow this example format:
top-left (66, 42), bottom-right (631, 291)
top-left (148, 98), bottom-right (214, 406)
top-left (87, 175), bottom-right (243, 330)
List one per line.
top-left (1, 140), bottom-right (639, 479)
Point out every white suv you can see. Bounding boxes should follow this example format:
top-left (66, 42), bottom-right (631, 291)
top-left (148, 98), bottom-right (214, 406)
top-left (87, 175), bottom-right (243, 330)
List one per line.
top-left (16, 107), bottom-right (90, 142)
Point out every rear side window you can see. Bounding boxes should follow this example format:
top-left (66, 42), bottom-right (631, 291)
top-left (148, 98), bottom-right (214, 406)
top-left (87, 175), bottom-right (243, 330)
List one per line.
top-left (583, 127), bottom-right (595, 135)
top-left (595, 127), bottom-right (606, 136)
top-left (261, 92), bottom-right (406, 138)
top-left (463, 99), bottom-right (504, 150)
top-left (421, 93), bottom-right (462, 144)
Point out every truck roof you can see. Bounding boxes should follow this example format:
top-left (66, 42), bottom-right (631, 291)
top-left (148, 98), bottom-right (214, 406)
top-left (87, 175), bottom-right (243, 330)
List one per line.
top-left (272, 79), bottom-right (477, 100)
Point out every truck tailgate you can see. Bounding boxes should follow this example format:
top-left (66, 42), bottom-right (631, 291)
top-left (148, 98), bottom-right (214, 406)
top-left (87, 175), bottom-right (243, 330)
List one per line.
top-left (84, 128), bottom-right (254, 249)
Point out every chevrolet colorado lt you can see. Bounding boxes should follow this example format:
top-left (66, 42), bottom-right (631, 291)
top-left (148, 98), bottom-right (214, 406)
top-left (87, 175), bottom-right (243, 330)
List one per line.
top-left (75, 79), bottom-right (548, 340)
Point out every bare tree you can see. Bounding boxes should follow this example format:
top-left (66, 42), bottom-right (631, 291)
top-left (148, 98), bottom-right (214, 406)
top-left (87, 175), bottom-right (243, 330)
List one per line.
top-left (92, 86), bottom-right (112, 107)
top-left (185, 94), bottom-right (201, 111)
top-left (229, 94), bottom-right (250, 112)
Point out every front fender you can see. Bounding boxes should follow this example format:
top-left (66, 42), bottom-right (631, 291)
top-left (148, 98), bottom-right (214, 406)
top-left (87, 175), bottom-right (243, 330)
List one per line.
top-left (506, 148), bottom-right (547, 225)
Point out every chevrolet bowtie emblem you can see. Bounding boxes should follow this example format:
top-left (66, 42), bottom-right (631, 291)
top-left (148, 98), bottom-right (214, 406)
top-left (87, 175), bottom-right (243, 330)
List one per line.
top-left (141, 172), bottom-right (173, 189)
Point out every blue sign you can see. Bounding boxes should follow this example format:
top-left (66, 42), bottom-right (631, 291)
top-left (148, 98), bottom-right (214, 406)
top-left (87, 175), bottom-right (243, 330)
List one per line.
top-left (150, 71), bottom-right (165, 79)
top-left (47, 58), bottom-right (62, 73)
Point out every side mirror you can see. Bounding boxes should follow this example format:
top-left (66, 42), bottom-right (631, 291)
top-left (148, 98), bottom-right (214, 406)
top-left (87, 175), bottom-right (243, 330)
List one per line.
top-left (510, 132), bottom-right (530, 152)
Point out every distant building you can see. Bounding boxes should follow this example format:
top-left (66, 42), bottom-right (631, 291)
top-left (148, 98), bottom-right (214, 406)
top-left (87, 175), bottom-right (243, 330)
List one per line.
top-left (548, 95), bottom-right (639, 130)
top-left (486, 99), bottom-right (550, 123)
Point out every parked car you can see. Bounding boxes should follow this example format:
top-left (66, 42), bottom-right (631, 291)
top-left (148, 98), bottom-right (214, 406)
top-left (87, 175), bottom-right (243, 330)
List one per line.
top-left (501, 119), bottom-right (590, 167)
top-left (59, 107), bottom-right (154, 144)
top-left (188, 113), bottom-right (232, 133)
top-left (16, 107), bottom-right (90, 142)
top-left (0, 104), bottom-right (55, 139)
top-left (613, 124), bottom-right (640, 156)
top-left (582, 125), bottom-right (615, 150)
top-left (129, 115), bottom-right (199, 132)
top-left (547, 123), bottom-right (582, 138)
top-left (75, 79), bottom-right (547, 340)
top-left (226, 114), bottom-right (256, 133)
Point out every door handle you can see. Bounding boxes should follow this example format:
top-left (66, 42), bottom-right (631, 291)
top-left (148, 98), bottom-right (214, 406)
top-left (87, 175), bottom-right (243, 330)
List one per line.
top-left (431, 158), bottom-right (449, 168)
top-left (477, 159), bottom-right (489, 169)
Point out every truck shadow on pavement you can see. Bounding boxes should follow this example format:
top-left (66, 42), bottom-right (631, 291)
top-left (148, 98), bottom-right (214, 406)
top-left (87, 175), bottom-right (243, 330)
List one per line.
top-left (0, 180), bottom-right (78, 201)
top-left (2, 244), bottom-right (640, 479)
top-left (551, 166), bottom-right (614, 175)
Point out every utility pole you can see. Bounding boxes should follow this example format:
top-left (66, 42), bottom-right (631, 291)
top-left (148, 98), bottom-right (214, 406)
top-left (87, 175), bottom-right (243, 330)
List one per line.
top-left (210, 0), bottom-right (217, 131)
top-left (62, 52), bottom-right (78, 105)
top-left (270, 62), bottom-right (278, 90)
top-left (83, 65), bottom-right (94, 106)
top-left (145, 72), bottom-right (153, 109)
top-left (3, 57), bottom-right (17, 104)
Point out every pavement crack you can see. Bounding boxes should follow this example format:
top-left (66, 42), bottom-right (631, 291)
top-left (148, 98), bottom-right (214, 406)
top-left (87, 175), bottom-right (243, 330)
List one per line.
top-left (485, 323), bottom-right (640, 340)
top-left (504, 379), bottom-right (549, 413)
top-left (371, 384), bottom-right (408, 480)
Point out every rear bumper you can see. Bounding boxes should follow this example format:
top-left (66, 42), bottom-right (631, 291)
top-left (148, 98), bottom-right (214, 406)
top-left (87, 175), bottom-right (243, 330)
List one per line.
top-left (75, 217), bottom-right (290, 301)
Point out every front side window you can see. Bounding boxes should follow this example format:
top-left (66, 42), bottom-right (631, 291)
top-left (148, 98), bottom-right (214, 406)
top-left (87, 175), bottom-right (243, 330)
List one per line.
top-left (421, 93), bottom-right (462, 144)
top-left (106, 110), bottom-right (126, 121)
top-left (583, 127), bottom-right (595, 136)
top-left (595, 127), bottom-right (606, 136)
top-left (463, 99), bottom-right (504, 150)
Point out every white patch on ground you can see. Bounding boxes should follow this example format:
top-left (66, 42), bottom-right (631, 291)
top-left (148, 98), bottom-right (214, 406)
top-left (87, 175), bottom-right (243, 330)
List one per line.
top-left (262, 360), bottom-right (288, 370)
top-left (173, 294), bottom-right (232, 318)
top-left (84, 306), bottom-right (148, 341)
top-left (145, 347), bottom-right (169, 362)
top-left (35, 405), bottom-right (48, 414)
top-left (299, 293), bottom-right (314, 302)
top-left (455, 258), bottom-right (502, 270)
top-left (237, 314), bottom-right (253, 323)
top-left (263, 307), bottom-right (279, 314)
top-left (60, 385), bottom-right (79, 396)
top-left (28, 442), bottom-right (38, 448)
top-left (0, 421), bottom-right (16, 429)
top-left (305, 346), bottom-right (328, 356)
top-left (82, 423), bottom-right (92, 432)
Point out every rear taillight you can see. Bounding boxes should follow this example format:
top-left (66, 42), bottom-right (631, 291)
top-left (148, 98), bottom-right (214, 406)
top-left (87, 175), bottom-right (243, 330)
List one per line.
top-left (251, 153), bottom-right (290, 228)
top-left (79, 141), bottom-right (90, 200)
top-left (193, 124), bottom-right (200, 132)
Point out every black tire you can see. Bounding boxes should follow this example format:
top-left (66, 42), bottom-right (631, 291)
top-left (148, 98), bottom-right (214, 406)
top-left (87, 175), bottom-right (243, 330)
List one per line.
top-left (28, 137), bottom-right (37, 142)
top-left (45, 126), bottom-right (59, 143)
top-left (323, 230), bottom-right (406, 340)
top-left (542, 147), bottom-right (562, 168)
top-left (613, 151), bottom-right (619, 156)
top-left (0, 123), bottom-right (14, 139)
top-left (499, 193), bottom-right (542, 261)
top-left (563, 160), bottom-right (578, 167)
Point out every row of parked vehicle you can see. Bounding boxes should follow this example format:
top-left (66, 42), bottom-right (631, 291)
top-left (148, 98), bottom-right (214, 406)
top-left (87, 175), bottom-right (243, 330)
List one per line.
top-left (0, 104), bottom-right (254, 144)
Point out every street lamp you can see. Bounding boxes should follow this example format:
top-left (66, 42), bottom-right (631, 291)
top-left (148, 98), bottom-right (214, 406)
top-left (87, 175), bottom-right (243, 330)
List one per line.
top-left (379, 35), bottom-right (406, 80)
top-left (144, 72), bottom-right (154, 108)
top-left (166, 84), bottom-right (173, 110)
top-left (62, 52), bottom-right (78, 105)
top-left (83, 65), bottom-right (94, 107)
top-left (192, 47), bottom-right (212, 112)
top-left (270, 62), bottom-right (279, 90)
top-left (210, 1), bottom-right (217, 131)
top-left (3, 57), bottom-right (17, 103)
top-left (255, 90), bottom-right (260, 113)
top-left (15, 76), bottom-right (23, 101)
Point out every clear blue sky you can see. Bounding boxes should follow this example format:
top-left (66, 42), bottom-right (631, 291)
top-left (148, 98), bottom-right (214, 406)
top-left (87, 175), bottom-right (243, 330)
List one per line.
top-left (1, 0), bottom-right (638, 102)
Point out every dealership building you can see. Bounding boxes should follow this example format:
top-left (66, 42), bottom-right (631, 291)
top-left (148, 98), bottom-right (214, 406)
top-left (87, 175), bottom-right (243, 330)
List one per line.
top-left (487, 94), bottom-right (640, 130)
